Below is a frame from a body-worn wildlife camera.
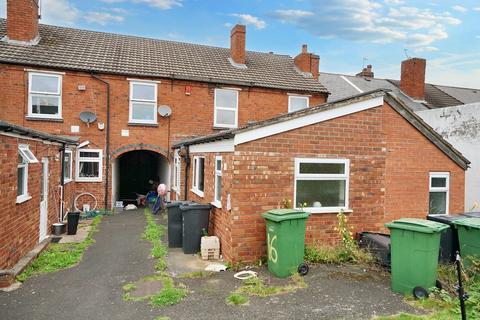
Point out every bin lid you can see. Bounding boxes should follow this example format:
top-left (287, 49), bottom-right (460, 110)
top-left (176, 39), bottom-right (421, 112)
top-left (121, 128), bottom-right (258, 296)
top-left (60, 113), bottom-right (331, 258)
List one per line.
top-left (385, 218), bottom-right (449, 233)
top-left (452, 217), bottom-right (480, 229)
top-left (179, 203), bottom-right (212, 211)
top-left (261, 209), bottom-right (309, 222)
top-left (427, 214), bottom-right (467, 225)
top-left (166, 201), bottom-right (195, 208)
top-left (462, 211), bottom-right (480, 218)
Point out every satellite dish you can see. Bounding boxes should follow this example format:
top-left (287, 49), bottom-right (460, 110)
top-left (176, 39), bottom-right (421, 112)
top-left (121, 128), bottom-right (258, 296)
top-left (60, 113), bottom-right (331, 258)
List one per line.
top-left (79, 111), bottom-right (97, 127)
top-left (158, 105), bottom-right (172, 117)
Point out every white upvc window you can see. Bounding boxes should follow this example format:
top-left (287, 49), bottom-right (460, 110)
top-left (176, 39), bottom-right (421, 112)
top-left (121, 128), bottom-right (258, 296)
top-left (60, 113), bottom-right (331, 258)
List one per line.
top-left (288, 95), bottom-right (309, 113)
top-left (429, 172), bottom-right (450, 215)
top-left (76, 149), bottom-right (103, 182)
top-left (172, 150), bottom-right (181, 194)
top-left (214, 88), bottom-right (238, 128)
top-left (294, 158), bottom-right (349, 213)
top-left (17, 145), bottom-right (38, 203)
top-left (28, 72), bottom-right (62, 119)
top-left (64, 149), bottom-right (73, 183)
top-left (129, 81), bottom-right (158, 124)
top-left (191, 156), bottom-right (205, 197)
top-left (213, 156), bottom-right (222, 207)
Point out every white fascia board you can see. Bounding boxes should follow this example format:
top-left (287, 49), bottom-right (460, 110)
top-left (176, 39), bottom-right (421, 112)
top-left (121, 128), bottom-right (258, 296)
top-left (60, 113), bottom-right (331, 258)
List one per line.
top-left (234, 96), bottom-right (383, 145)
top-left (189, 139), bottom-right (235, 153)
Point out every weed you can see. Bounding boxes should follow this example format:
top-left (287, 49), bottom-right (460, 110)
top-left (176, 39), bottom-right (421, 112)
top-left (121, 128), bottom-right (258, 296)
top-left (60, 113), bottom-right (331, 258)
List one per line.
top-left (226, 293), bottom-right (249, 306)
top-left (122, 283), bottom-right (137, 292)
top-left (237, 274), bottom-right (306, 297)
top-left (177, 271), bottom-right (213, 279)
top-left (17, 216), bottom-right (102, 281)
top-left (153, 317), bottom-right (170, 320)
top-left (150, 286), bottom-right (188, 307)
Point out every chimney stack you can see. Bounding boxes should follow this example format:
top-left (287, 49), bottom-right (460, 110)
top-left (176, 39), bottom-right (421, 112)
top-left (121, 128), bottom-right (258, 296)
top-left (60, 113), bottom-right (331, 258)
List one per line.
top-left (230, 24), bottom-right (246, 65)
top-left (356, 64), bottom-right (374, 78)
top-left (6, 0), bottom-right (40, 44)
top-left (294, 44), bottom-right (320, 80)
top-left (400, 58), bottom-right (426, 100)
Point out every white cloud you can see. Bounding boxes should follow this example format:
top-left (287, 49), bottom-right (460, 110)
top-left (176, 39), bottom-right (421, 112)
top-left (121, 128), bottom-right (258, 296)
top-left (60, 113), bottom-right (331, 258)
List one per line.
top-left (230, 13), bottom-right (266, 29)
top-left (384, 0), bottom-right (405, 4)
top-left (474, 7), bottom-right (480, 12)
top-left (452, 5), bottom-right (467, 13)
top-left (84, 12), bottom-right (124, 26)
top-left (41, 0), bottom-right (80, 26)
top-left (414, 46), bottom-right (438, 53)
top-left (101, 0), bottom-right (182, 9)
top-left (271, 0), bottom-right (462, 52)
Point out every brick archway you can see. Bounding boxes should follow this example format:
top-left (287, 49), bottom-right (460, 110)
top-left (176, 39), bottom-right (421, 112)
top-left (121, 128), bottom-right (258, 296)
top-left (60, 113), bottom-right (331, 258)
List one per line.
top-left (110, 143), bottom-right (170, 160)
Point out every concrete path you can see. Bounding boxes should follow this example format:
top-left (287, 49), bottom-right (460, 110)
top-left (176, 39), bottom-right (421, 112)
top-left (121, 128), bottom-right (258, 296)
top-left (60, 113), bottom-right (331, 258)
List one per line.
top-left (0, 209), bottom-right (159, 320)
top-left (0, 209), bottom-right (418, 320)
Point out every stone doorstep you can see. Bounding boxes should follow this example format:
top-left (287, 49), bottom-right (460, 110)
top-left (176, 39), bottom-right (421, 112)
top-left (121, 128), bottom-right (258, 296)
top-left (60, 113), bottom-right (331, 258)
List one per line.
top-left (0, 237), bottom-right (51, 290)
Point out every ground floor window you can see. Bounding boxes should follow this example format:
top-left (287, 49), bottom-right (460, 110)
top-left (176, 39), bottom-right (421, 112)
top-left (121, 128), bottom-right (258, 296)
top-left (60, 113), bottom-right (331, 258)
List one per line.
top-left (76, 149), bottom-right (103, 182)
top-left (172, 150), bottom-right (181, 193)
top-left (64, 149), bottom-right (73, 183)
top-left (213, 156), bottom-right (222, 206)
top-left (17, 144), bottom-right (38, 203)
top-left (294, 158), bottom-right (349, 212)
top-left (429, 172), bottom-right (449, 215)
top-left (192, 156), bottom-right (205, 197)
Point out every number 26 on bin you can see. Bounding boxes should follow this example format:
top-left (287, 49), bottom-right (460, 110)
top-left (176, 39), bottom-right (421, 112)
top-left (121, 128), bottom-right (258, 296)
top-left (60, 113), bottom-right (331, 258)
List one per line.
top-left (267, 233), bottom-right (278, 263)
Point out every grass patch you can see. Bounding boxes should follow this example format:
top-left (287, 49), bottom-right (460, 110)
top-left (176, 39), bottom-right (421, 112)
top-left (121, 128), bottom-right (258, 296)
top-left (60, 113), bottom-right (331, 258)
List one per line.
top-left (373, 258), bottom-right (480, 319)
top-left (123, 210), bottom-right (188, 307)
top-left (17, 216), bottom-right (102, 282)
top-left (305, 244), bottom-right (373, 265)
top-left (177, 271), bottom-right (214, 279)
top-left (226, 293), bottom-right (249, 306)
top-left (122, 283), bottom-right (137, 292)
top-left (237, 273), bottom-right (307, 298)
top-left (153, 316), bottom-right (170, 320)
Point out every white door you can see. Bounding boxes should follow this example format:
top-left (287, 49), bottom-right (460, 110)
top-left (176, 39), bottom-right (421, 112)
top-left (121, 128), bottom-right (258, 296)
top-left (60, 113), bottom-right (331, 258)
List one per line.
top-left (39, 158), bottom-right (48, 242)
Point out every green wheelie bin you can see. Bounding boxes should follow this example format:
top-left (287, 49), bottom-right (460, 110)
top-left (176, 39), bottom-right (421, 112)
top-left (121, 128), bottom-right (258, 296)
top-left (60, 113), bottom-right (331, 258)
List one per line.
top-left (453, 218), bottom-right (480, 268)
top-left (262, 209), bottom-right (310, 278)
top-left (385, 218), bottom-right (448, 296)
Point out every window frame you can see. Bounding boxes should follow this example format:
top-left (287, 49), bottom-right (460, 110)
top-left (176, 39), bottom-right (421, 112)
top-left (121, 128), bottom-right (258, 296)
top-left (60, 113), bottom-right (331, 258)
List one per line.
top-left (75, 149), bottom-right (103, 182)
top-left (294, 158), bottom-right (350, 213)
top-left (428, 172), bottom-right (450, 215)
top-left (129, 81), bottom-right (158, 124)
top-left (17, 153), bottom-right (30, 203)
top-left (212, 156), bottom-right (222, 207)
top-left (64, 149), bottom-right (73, 183)
top-left (172, 150), bottom-right (181, 194)
top-left (214, 88), bottom-right (239, 128)
top-left (288, 95), bottom-right (309, 113)
top-left (191, 156), bottom-right (205, 197)
top-left (28, 72), bottom-right (62, 119)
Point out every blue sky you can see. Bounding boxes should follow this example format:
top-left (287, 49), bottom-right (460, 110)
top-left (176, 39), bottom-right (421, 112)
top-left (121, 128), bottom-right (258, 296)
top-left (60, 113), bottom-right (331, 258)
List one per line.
top-left (1, 0), bottom-right (479, 88)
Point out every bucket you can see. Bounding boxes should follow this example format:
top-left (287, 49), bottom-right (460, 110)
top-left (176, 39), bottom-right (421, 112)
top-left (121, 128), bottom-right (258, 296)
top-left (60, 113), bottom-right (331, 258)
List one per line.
top-left (52, 223), bottom-right (65, 236)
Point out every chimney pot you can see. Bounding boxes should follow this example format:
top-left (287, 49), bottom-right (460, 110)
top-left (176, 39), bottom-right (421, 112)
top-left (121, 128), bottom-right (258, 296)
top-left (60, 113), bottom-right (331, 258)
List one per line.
top-left (302, 44), bottom-right (308, 53)
top-left (6, 0), bottom-right (40, 44)
top-left (356, 64), bottom-right (374, 78)
top-left (400, 58), bottom-right (426, 100)
top-left (230, 24), bottom-right (246, 65)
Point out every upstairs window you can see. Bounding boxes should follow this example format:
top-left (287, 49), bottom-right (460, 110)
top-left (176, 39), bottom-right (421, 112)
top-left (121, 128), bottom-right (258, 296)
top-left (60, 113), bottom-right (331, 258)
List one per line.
top-left (294, 158), bottom-right (349, 212)
top-left (76, 149), bottom-right (103, 182)
top-left (288, 95), bottom-right (309, 113)
top-left (28, 72), bottom-right (62, 119)
top-left (17, 145), bottom-right (38, 203)
top-left (214, 89), bottom-right (238, 128)
top-left (192, 156), bottom-right (205, 197)
top-left (429, 172), bottom-right (449, 215)
top-left (129, 81), bottom-right (158, 124)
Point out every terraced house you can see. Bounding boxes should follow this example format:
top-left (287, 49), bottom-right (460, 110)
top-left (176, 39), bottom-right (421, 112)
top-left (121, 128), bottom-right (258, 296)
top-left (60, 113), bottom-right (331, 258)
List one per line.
top-left (0, 0), bottom-right (471, 268)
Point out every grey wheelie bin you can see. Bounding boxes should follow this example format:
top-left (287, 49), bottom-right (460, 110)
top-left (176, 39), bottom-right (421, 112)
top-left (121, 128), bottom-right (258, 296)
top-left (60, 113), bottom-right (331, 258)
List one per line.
top-left (166, 201), bottom-right (195, 248)
top-left (180, 203), bottom-right (212, 254)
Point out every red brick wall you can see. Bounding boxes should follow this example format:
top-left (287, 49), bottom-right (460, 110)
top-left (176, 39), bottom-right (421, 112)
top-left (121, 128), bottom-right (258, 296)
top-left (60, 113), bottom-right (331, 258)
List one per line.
top-left (400, 58), bottom-right (426, 100)
top-left (384, 104), bottom-right (465, 221)
top-left (0, 64), bottom-right (326, 208)
top-left (0, 135), bottom-right (74, 269)
top-left (187, 102), bottom-right (465, 263)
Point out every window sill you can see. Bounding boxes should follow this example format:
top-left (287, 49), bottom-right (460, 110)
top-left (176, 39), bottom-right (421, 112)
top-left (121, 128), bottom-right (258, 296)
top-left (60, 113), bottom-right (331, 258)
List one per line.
top-left (64, 179), bottom-right (73, 184)
top-left (76, 178), bottom-right (102, 183)
top-left (191, 188), bottom-right (204, 198)
top-left (299, 208), bottom-right (353, 214)
top-left (16, 195), bottom-right (32, 204)
top-left (211, 200), bottom-right (222, 208)
top-left (128, 122), bottom-right (158, 127)
top-left (213, 126), bottom-right (237, 130)
top-left (26, 116), bottom-right (63, 122)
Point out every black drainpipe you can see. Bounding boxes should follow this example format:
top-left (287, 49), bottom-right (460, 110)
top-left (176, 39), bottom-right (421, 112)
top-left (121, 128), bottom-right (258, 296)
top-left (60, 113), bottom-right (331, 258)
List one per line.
top-left (59, 143), bottom-right (66, 221)
top-left (183, 145), bottom-right (190, 201)
top-left (91, 73), bottom-right (111, 211)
